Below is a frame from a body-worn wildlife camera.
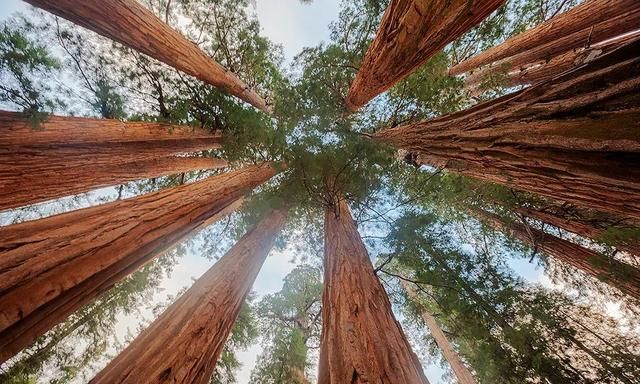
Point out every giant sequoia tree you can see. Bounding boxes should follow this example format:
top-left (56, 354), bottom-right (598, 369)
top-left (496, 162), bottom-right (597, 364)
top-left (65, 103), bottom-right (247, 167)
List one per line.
top-left (24, 0), bottom-right (270, 112)
top-left (318, 194), bottom-right (428, 383)
top-left (91, 208), bottom-right (288, 384)
top-left (0, 164), bottom-right (279, 363)
top-left (2, 0), bottom-right (639, 382)
top-left (0, 111), bottom-right (227, 210)
top-left (376, 40), bottom-right (640, 219)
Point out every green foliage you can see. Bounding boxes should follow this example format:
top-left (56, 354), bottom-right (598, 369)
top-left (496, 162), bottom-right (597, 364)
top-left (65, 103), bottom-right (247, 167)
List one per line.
top-left (0, 20), bottom-right (64, 123)
top-left (250, 265), bottom-right (322, 383)
top-left (385, 211), bottom-right (640, 383)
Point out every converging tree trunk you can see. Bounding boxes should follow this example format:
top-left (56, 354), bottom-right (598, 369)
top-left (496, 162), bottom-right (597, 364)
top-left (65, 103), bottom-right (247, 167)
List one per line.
top-left (402, 281), bottom-right (476, 384)
top-left (24, 0), bottom-right (269, 112)
top-left (512, 205), bottom-right (640, 258)
top-left (345, 0), bottom-right (504, 111)
top-left (376, 40), bottom-right (640, 219)
top-left (466, 31), bottom-right (640, 88)
top-left (1, 156), bottom-right (226, 211)
top-left (449, 0), bottom-right (640, 75)
top-left (0, 111), bottom-right (225, 210)
top-left (0, 164), bottom-right (280, 364)
top-left (474, 209), bottom-right (640, 301)
top-left (318, 195), bottom-right (429, 383)
top-left (91, 207), bottom-right (288, 384)
top-left (0, 111), bottom-right (222, 147)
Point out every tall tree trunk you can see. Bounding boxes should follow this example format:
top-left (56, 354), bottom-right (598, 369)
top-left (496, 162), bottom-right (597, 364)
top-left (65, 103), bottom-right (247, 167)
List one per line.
top-left (346, 0), bottom-right (504, 111)
top-left (449, 0), bottom-right (640, 75)
top-left (474, 209), bottom-right (640, 301)
top-left (0, 111), bottom-right (222, 147)
top-left (402, 281), bottom-right (476, 384)
top-left (90, 207), bottom-right (288, 384)
top-left (318, 196), bottom-right (429, 383)
top-left (512, 205), bottom-right (640, 258)
top-left (24, 0), bottom-right (269, 112)
top-left (0, 164), bottom-right (279, 364)
top-left (0, 111), bottom-right (225, 210)
top-left (376, 40), bottom-right (640, 219)
top-left (466, 31), bottom-right (640, 88)
top-left (1, 156), bottom-right (226, 211)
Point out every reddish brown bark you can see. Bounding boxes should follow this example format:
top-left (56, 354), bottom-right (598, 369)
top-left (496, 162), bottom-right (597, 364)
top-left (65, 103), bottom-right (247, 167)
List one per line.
top-left (24, 0), bottom-right (269, 112)
top-left (449, 0), bottom-right (640, 75)
top-left (345, 0), bottom-right (504, 111)
top-left (376, 40), bottom-right (640, 219)
top-left (513, 205), bottom-right (640, 258)
top-left (318, 196), bottom-right (429, 383)
top-left (0, 164), bottom-right (279, 364)
top-left (0, 156), bottom-right (227, 211)
top-left (91, 208), bottom-right (288, 384)
top-left (402, 281), bottom-right (475, 384)
top-left (466, 31), bottom-right (640, 88)
top-left (0, 112), bottom-right (225, 210)
top-left (0, 111), bottom-right (222, 148)
top-left (476, 209), bottom-right (640, 300)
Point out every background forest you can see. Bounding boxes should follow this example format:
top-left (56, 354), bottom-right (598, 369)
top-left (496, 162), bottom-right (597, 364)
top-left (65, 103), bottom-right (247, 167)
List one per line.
top-left (0, 0), bottom-right (639, 383)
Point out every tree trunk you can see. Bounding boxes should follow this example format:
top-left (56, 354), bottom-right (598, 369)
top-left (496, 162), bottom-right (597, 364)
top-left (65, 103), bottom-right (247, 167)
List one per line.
top-left (402, 281), bottom-right (476, 384)
top-left (345, 0), bottom-right (504, 111)
top-left (512, 205), bottom-right (640, 258)
top-left (449, 0), bottom-right (640, 75)
top-left (0, 164), bottom-right (279, 364)
top-left (90, 207), bottom-right (288, 384)
top-left (376, 40), bottom-right (640, 219)
top-left (474, 209), bottom-right (640, 301)
top-left (0, 110), bottom-right (222, 148)
top-left (0, 156), bottom-right (226, 211)
top-left (318, 196), bottom-right (429, 383)
top-left (24, 0), bottom-right (269, 112)
top-left (466, 31), bottom-right (640, 88)
top-left (0, 111), bottom-right (226, 210)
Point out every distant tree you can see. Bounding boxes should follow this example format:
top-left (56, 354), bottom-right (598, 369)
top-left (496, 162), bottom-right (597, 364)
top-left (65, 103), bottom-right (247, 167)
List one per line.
top-left (251, 265), bottom-right (322, 383)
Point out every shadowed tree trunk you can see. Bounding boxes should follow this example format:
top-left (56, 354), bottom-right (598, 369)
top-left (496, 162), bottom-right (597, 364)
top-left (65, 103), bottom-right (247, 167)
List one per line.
top-left (449, 0), bottom-right (640, 75)
top-left (0, 156), bottom-right (227, 211)
top-left (474, 209), bottom-right (640, 301)
top-left (90, 207), bottom-right (288, 384)
top-left (466, 31), bottom-right (640, 88)
top-left (345, 0), bottom-right (504, 111)
top-left (24, 0), bottom-right (269, 112)
top-left (0, 164), bottom-right (280, 364)
top-left (402, 281), bottom-right (476, 384)
top-left (318, 195), bottom-right (429, 383)
top-left (511, 205), bottom-right (640, 258)
top-left (375, 40), bottom-right (640, 219)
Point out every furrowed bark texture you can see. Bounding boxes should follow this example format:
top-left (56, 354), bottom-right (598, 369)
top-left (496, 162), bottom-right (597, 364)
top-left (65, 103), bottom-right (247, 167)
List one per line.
top-left (0, 164), bottom-right (278, 364)
top-left (24, 0), bottom-right (269, 112)
top-left (402, 281), bottom-right (475, 384)
top-left (345, 0), bottom-right (504, 111)
top-left (513, 205), bottom-right (640, 258)
top-left (0, 111), bottom-right (222, 147)
top-left (477, 210), bottom-right (640, 300)
top-left (91, 208), bottom-right (288, 384)
top-left (0, 156), bottom-right (226, 211)
top-left (466, 31), bottom-right (640, 88)
top-left (449, 0), bottom-right (640, 75)
top-left (318, 197), bottom-right (429, 384)
top-left (0, 112), bottom-right (224, 210)
top-left (376, 40), bottom-right (640, 219)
